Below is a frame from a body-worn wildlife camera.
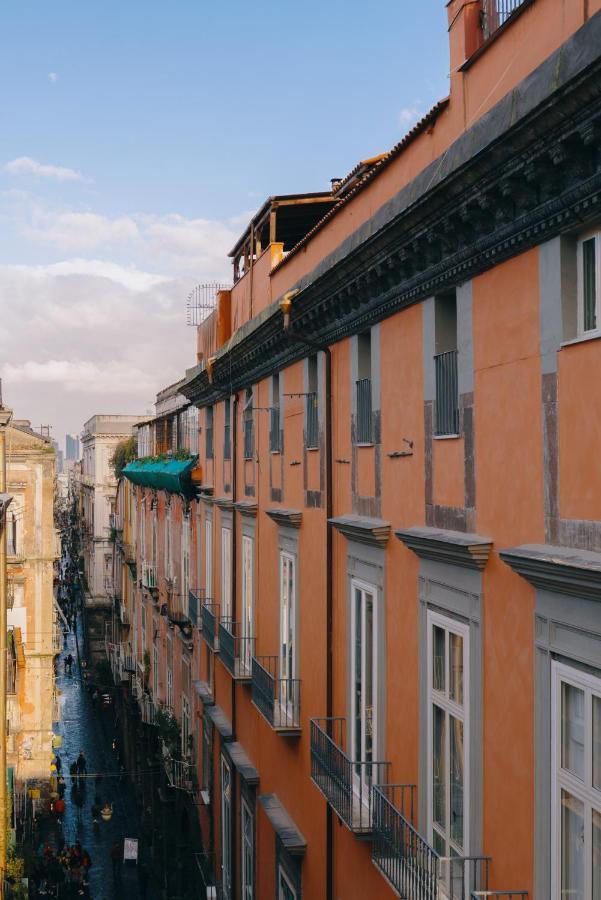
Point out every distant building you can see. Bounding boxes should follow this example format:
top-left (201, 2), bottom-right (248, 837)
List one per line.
top-left (65, 433), bottom-right (80, 461)
top-left (51, 439), bottom-right (64, 475)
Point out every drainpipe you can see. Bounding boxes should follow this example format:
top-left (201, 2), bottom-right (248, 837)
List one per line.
top-left (280, 292), bottom-right (334, 900)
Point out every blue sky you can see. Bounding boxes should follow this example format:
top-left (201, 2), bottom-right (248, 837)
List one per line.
top-left (0, 0), bottom-right (450, 443)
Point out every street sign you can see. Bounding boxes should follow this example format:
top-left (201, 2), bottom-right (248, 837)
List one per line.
top-left (123, 838), bottom-right (138, 862)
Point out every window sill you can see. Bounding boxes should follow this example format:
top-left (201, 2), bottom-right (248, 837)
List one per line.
top-left (305, 446), bottom-right (319, 452)
top-left (433, 434), bottom-right (460, 441)
top-left (270, 450), bottom-right (281, 456)
top-left (354, 442), bottom-right (374, 449)
top-left (560, 330), bottom-right (601, 349)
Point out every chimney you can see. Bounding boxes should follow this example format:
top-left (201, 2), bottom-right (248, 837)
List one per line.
top-left (447, 0), bottom-right (484, 74)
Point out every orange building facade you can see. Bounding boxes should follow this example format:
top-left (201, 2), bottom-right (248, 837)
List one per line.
top-left (108, 3), bottom-right (601, 898)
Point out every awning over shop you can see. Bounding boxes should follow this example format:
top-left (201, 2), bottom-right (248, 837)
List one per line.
top-left (123, 456), bottom-right (199, 496)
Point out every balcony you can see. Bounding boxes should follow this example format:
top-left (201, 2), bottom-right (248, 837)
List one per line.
top-left (188, 588), bottom-right (202, 628)
top-left (310, 717), bottom-right (390, 834)
top-left (200, 601), bottom-right (219, 651)
top-left (470, 895), bottom-right (527, 899)
top-left (218, 618), bottom-right (255, 680)
top-left (165, 756), bottom-right (198, 794)
top-left (252, 656), bottom-right (301, 734)
top-left (139, 693), bottom-right (157, 726)
top-left (481, 0), bottom-right (529, 40)
top-left (141, 561), bottom-right (158, 593)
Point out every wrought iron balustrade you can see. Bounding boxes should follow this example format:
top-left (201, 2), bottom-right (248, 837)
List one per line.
top-left (471, 894), bottom-right (528, 899)
top-left (482, 0), bottom-right (528, 39)
top-left (195, 850), bottom-right (224, 899)
top-left (200, 601), bottom-right (219, 650)
top-left (355, 378), bottom-right (373, 444)
top-left (165, 756), bottom-right (198, 794)
top-left (434, 349), bottom-right (459, 435)
top-left (140, 693), bottom-right (157, 726)
top-left (218, 618), bottom-right (255, 680)
top-left (305, 392), bottom-right (319, 448)
top-left (188, 589), bottom-right (202, 627)
top-left (141, 560), bottom-right (158, 591)
top-left (252, 656), bottom-right (301, 733)
top-left (310, 716), bottom-right (390, 833)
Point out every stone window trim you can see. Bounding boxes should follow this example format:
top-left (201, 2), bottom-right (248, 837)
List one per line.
top-left (233, 500), bottom-right (257, 518)
top-left (329, 514), bottom-right (391, 548)
top-left (265, 508), bottom-right (302, 529)
top-left (260, 794), bottom-right (306, 858)
top-left (222, 741), bottom-right (259, 787)
top-left (499, 543), bottom-right (601, 603)
top-left (397, 526), bottom-right (492, 571)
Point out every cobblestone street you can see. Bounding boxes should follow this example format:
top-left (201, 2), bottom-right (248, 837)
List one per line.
top-left (47, 619), bottom-right (146, 900)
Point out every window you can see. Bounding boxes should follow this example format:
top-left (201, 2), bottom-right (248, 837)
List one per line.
top-left (224, 398), bottom-right (231, 460)
top-left (181, 692), bottom-right (191, 756)
top-left (577, 231), bottom-right (601, 335)
top-left (221, 526), bottom-right (232, 620)
top-left (165, 507), bottom-right (172, 581)
top-left (434, 292), bottom-right (459, 436)
top-left (241, 798), bottom-right (254, 900)
top-left (241, 536), bottom-right (254, 672)
top-left (182, 516), bottom-right (190, 615)
top-left (427, 611), bottom-right (469, 862)
top-left (206, 406), bottom-right (214, 459)
top-left (141, 605), bottom-right (147, 656)
top-left (243, 388), bottom-right (254, 459)
top-left (305, 356), bottom-right (319, 449)
top-left (140, 499), bottom-right (146, 560)
top-left (552, 662), bottom-right (601, 900)
top-left (355, 332), bottom-right (372, 444)
top-left (350, 580), bottom-right (378, 801)
top-left (270, 373), bottom-right (281, 453)
top-left (278, 867), bottom-right (297, 900)
top-left (7, 508), bottom-right (18, 557)
top-left (221, 756), bottom-right (233, 900)
top-left (152, 644), bottom-right (158, 698)
top-left (166, 633), bottom-right (174, 710)
top-left (151, 503), bottom-right (158, 567)
top-left (202, 714), bottom-right (213, 798)
top-left (205, 518), bottom-right (213, 598)
top-left (280, 552), bottom-right (297, 720)
top-left (188, 405), bottom-right (199, 455)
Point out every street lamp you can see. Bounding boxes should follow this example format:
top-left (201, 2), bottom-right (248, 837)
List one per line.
top-left (0, 401), bottom-right (12, 893)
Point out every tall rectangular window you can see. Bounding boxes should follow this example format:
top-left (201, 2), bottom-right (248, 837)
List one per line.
top-left (305, 355), bottom-right (319, 449)
top-left (578, 232), bottom-right (600, 335)
top-left (280, 552), bottom-right (297, 719)
top-left (552, 662), bottom-right (601, 900)
top-left (278, 868), bottom-right (297, 900)
top-left (270, 373), bottom-right (281, 453)
top-left (205, 519), bottom-right (213, 598)
top-left (224, 398), bottom-right (231, 460)
top-left (182, 516), bottom-right (190, 616)
top-left (350, 579), bottom-right (378, 800)
top-left (427, 611), bottom-right (469, 861)
top-left (181, 691), bottom-right (190, 756)
top-left (202, 714), bottom-right (213, 798)
top-left (434, 292), bottom-right (459, 436)
top-left (241, 535), bottom-right (254, 673)
top-left (165, 507), bottom-right (172, 581)
top-left (243, 388), bottom-right (254, 459)
top-left (221, 756), bottom-right (233, 900)
top-left (152, 644), bottom-right (158, 699)
top-left (221, 526), bottom-right (232, 620)
top-left (355, 332), bottom-right (372, 444)
top-left (151, 504), bottom-right (158, 567)
top-left (241, 798), bottom-right (254, 900)
top-left (205, 406), bottom-right (214, 460)
top-left (166, 633), bottom-right (174, 710)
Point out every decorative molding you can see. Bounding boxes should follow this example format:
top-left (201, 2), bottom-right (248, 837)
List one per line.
top-left (233, 500), bottom-right (257, 518)
top-left (499, 543), bottom-right (601, 602)
top-left (180, 17), bottom-right (601, 409)
top-left (213, 496), bottom-right (234, 510)
top-left (329, 514), bottom-right (390, 548)
top-left (258, 794), bottom-right (306, 856)
top-left (224, 742), bottom-right (259, 786)
top-left (206, 703), bottom-right (233, 741)
top-left (396, 526), bottom-right (492, 570)
top-left (192, 679), bottom-right (214, 707)
top-left (265, 508), bottom-right (302, 529)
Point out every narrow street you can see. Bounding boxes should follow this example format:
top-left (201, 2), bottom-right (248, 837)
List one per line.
top-left (45, 616), bottom-right (145, 900)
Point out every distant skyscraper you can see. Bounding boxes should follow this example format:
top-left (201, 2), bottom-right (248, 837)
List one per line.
top-left (65, 433), bottom-right (80, 461)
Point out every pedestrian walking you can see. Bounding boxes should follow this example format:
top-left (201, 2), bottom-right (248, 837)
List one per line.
top-left (69, 760), bottom-right (78, 781)
top-left (57, 775), bottom-right (66, 798)
top-left (76, 750), bottom-right (86, 775)
top-left (54, 753), bottom-right (61, 774)
top-left (110, 839), bottom-right (123, 884)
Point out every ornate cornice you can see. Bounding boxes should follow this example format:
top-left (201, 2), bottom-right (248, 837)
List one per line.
top-left (396, 526), bottom-right (492, 570)
top-left (233, 500), bottom-right (258, 517)
top-left (259, 794), bottom-right (306, 856)
top-left (265, 508), bottom-right (302, 529)
top-left (213, 497), bottom-right (234, 510)
top-left (180, 14), bottom-right (601, 408)
top-left (500, 544), bottom-right (601, 602)
top-left (224, 742), bottom-right (259, 786)
top-left (329, 515), bottom-right (390, 548)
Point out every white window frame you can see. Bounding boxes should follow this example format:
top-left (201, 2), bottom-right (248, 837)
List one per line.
top-left (151, 503), bottom-right (158, 567)
top-left (165, 506), bottom-right (172, 581)
top-left (279, 551), bottom-right (297, 718)
top-left (426, 609), bottom-right (470, 867)
top-left (241, 797), bottom-right (254, 900)
top-left (576, 228), bottom-right (601, 336)
top-left (551, 661), bottom-right (601, 900)
top-left (221, 526), bottom-right (232, 621)
top-left (182, 516), bottom-right (190, 616)
top-left (241, 535), bottom-right (254, 672)
top-left (221, 756), bottom-right (233, 900)
top-left (166, 632), bottom-right (174, 710)
top-left (205, 518), bottom-right (213, 598)
top-left (350, 578), bottom-right (379, 805)
top-left (277, 866), bottom-right (297, 900)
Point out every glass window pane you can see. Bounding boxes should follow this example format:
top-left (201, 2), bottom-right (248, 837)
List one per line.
top-left (561, 790), bottom-right (585, 900)
top-left (594, 695), bottom-right (601, 792)
top-left (450, 716), bottom-right (464, 849)
top-left (433, 704), bottom-right (446, 830)
top-left (449, 633), bottom-right (463, 706)
top-left (433, 625), bottom-right (445, 693)
top-left (365, 595), bottom-right (374, 766)
top-left (583, 237), bottom-right (597, 332)
top-left (432, 827), bottom-right (446, 857)
top-left (561, 682), bottom-right (585, 781)
top-left (354, 589), bottom-right (362, 764)
top-left (594, 808), bottom-right (601, 900)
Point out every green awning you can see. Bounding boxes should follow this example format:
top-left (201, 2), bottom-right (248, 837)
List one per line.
top-left (123, 456), bottom-right (198, 496)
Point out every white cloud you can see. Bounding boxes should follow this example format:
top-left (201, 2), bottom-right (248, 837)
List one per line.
top-left (1, 359), bottom-right (157, 395)
top-left (4, 157), bottom-right (85, 182)
top-left (399, 101), bottom-right (424, 130)
top-left (24, 210), bottom-right (139, 250)
top-left (48, 72), bottom-right (58, 83)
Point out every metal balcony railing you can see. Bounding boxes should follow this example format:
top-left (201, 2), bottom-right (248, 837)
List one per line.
top-left (218, 619), bottom-right (255, 680)
top-left (434, 349), bottom-right (459, 436)
top-left (482, 0), bottom-right (528, 39)
top-left (188, 589), bottom-right (202, 627)
top-left (270, 407), bottom-right (281, 453)
top-left (195, 850), bottom-right (224, 900)
top-left (140, 693), bottom-right (157, 726)
top-left (243, 417), bottom-right (254, 459)
top-left (471, 894), bottom-right (528, 899)
top-left (305, 392), bottom-right (319, 449)
top-left (142, 561), bottom-right (158, 591)
top-left (165, 756), bottom-right (198, 794)
top-left (310, 717), bottom-right (390, 833)
top-left (201, 601), bottom-right (219, 651)
top-left (252, 656), bottom-right (301, 733)
top-left (355, 378), bottom-right (373, 444)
